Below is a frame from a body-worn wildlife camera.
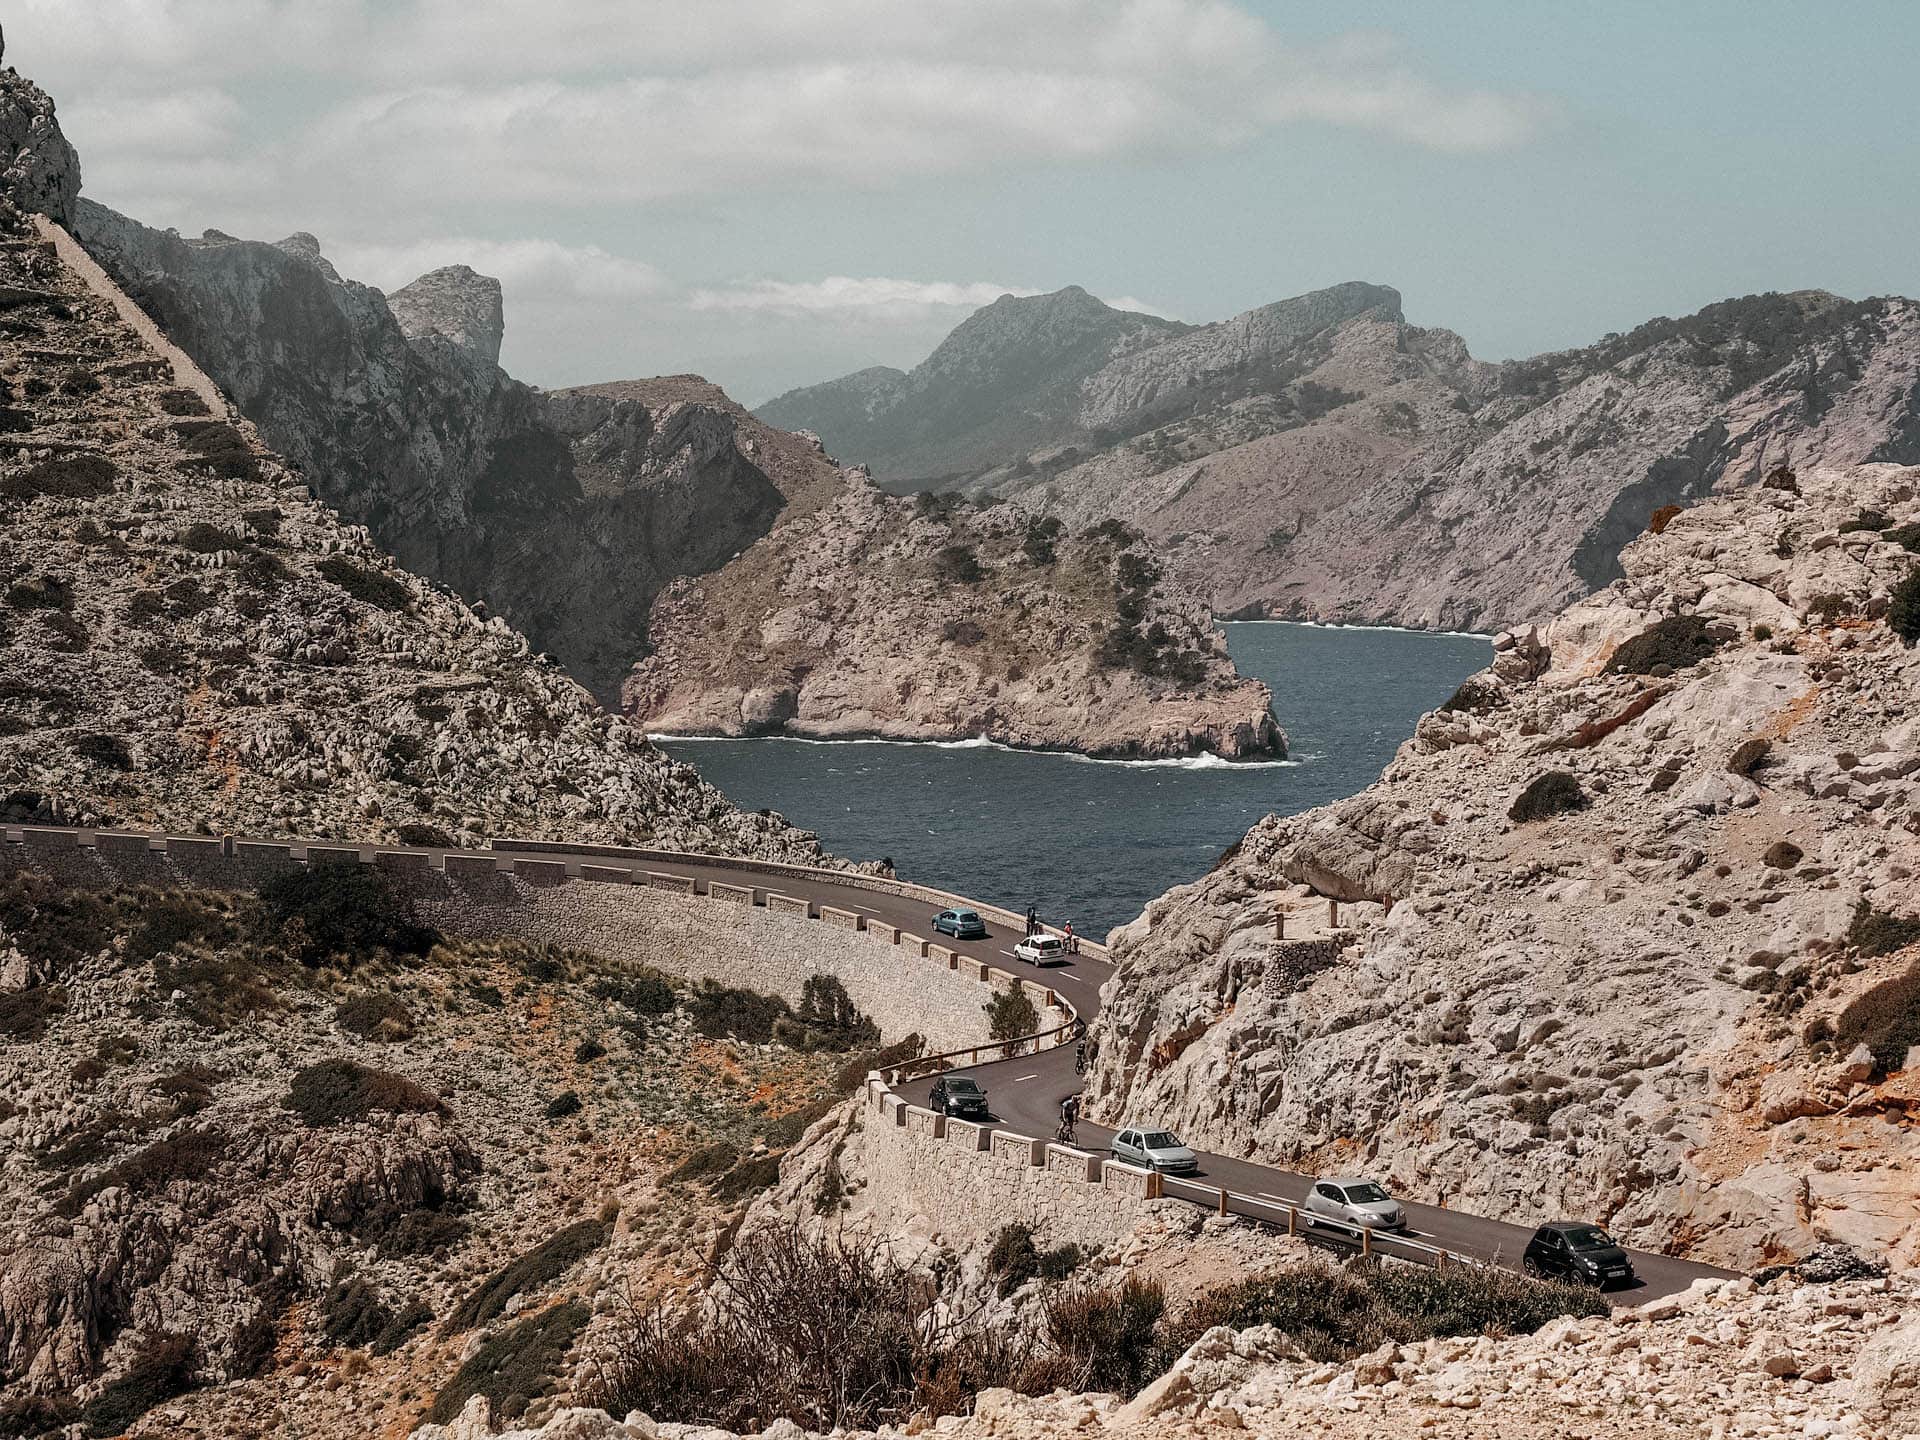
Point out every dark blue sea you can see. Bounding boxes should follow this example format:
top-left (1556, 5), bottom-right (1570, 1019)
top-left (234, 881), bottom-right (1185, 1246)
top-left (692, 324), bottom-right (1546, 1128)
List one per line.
top-left (658, 623), bottom-right (1489, 937)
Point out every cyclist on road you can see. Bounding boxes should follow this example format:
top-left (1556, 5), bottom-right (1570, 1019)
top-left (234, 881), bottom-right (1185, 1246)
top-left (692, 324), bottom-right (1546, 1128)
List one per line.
top-left (1058, 1093), bottom-right (1080, 1144)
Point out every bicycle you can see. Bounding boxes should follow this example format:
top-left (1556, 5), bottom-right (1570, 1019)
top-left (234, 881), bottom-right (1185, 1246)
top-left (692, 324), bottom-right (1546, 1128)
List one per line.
top-left (1055, 1118), bottom-right (1079, 1147)
top-left (1074, 1041), bottom-right (1088, 1075)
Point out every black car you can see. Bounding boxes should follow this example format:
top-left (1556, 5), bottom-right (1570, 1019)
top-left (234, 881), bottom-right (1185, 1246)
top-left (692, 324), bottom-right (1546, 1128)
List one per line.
top-left (1523, 1222), bottom-right (1637, 1288)
top-left (928, 1076), bottom-right (990, 1119)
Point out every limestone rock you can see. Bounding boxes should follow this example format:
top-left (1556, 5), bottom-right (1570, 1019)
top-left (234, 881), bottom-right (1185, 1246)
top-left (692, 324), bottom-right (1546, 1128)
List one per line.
top-left (387, 263), bottom-right (506, 366)
top-left (0, 65), bottom-right (78, 222)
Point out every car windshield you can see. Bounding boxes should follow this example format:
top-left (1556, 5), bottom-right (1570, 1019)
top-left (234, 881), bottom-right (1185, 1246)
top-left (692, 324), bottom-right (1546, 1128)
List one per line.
top-left (947, 1080), bottom-right (981, 1095)
top-left (1141, 1132), bottom-right (1181, 1149)
top-left (1036, 937), bottom-right (1061, 949)
top-left (1564, 1226), bottom-right (1615, 1250)
top-left (1343, 1183), bottom-right (1391, 1204)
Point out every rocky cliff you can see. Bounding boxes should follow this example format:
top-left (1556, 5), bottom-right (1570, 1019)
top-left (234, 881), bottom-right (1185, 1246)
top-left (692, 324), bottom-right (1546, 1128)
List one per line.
top-left (0, 192), bottom-right (823, 860)
top-left (765, 284), bottom-right (1920, 633)
top-left (1085, 461), bottom-right (1920, 1270)
top-left (71, 202), bottom-right (795, 704)
top-left (625, 483), bottom-right (1286, 760)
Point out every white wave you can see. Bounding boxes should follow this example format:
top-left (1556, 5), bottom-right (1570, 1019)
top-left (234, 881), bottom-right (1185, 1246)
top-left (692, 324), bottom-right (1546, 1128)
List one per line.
top-left (1224, 619), bottom-right (1495, 640)
top-left (650, 731), bottom-right (1300, 769)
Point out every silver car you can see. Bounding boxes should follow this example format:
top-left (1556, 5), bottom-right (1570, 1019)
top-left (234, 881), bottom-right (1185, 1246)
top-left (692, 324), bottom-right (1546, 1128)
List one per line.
top-left (1302, 1177), bottom-right (1408, 1233)
top-left (1110, 1126), bottom-right (1199, 1176)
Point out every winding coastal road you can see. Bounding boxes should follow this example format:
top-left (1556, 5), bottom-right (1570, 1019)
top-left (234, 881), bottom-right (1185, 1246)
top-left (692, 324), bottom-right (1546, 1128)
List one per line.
top-left (477, 841), bottom-right (1737, 1302)
top-left (9, 827), bottom-right (1737, 1302)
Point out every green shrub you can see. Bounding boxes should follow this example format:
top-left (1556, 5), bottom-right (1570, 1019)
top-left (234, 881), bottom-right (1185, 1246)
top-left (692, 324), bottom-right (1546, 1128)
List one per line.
top-left (544, 1090), bottom-right (582, 1120)
top-left (178, 521), bottom-right (241, 553)
top-left (0, 873), bottom-right (114, 976)
top-left (374, 1204), bottom-right (471, 1261)
top-left (574, 1038), bottom-right (606, 1063)
top-left (443, 1220), bottom-right (611, 1335)
top-left (155, 1064), bottom-right (220, 1117)
top-left (318, 555), bottom-right (412, 611)
top-left (257, 864), bottom-right (436, 966)
top-left (335, 992), bottom-right (416, 1042)
top-left (834, 1033), bottom-right (925, 1093)
top-left (666, 1142), bottom-right (738, 1185)
top-left (79, 1332), bottom-right (196, 1438)
top-left (1605, 614), bottom-right (1728, 674)
top-left (933, 544), bottom-right (984, 585)
top-left (984, 984), bottom-right (1040, 1045)
top-left (1847, 902), bottom-right (1920, 958)
top-left (1166, 1265), bottom-right (1388, 1363)
top-left (688, 980), bottom-right (789, 1042)
top-left (1022, 516), bottom-right (1064, 565)
top-left (393, 820), bottom-right (452, 847)
top-left (71, 733), bottom-right (132, 771)
top-left (986, 1224), bottom-right (1077, 1295)
top-left (1362, 1262), bottom-right (1607, 1338)
top-left (1891, 568), bottom-right (1920, 646)
top-left (283, 1060), bottom-right (444, 1127)
top-left (371, 1299), bottom-right (432, 1357)
top-left (59, 1128), bottom-right (228, 1217)
top-left (1, 453), bottom-right (116, 499)
top-left (0, 1394), bottom-right (79, 1435)
top-left (777, 975), bottom-right (880, 1053)
top-left (593, 970), bottom-right (678, 1016)
top-left (1042, 1277), bottom-right (1166, 1395)
top-left (762, 1097), bottom-right (836, 1149)
top-left (711, 1153), bottom-right (783, 1202)
top-left (127, 892), bottom-right (226, 962)
top-left (1508, 771), bottom-right (1586, 823)
top-left (428, 1301), bottom-right (589, 1425)
top-left (321, 1273), bottom-right (393, 1348)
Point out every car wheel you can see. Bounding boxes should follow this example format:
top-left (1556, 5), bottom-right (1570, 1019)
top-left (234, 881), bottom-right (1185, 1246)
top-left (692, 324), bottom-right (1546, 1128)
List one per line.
top-left (1523, 1259), bottom-right (1541, 1277)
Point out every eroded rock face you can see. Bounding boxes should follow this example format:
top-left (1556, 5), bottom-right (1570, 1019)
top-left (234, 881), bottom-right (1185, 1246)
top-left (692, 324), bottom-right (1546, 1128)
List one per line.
top-left (0, 62), bottom-right (78, 223)
top-left (70, 203), bottom-right (793, 704)
top-left (1087, 463), bottom-right (1920, 1269)
top-left (625, 481), bottom-right (1287, 760)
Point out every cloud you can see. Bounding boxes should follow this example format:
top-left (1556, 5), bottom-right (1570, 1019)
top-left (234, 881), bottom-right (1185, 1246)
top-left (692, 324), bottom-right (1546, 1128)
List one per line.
top-left (330, 237), bottom-right (669, 301)
top-left (12, 0), bottom-right (1548, 224)
top-left (689, 277), bottom-right (1042, 320)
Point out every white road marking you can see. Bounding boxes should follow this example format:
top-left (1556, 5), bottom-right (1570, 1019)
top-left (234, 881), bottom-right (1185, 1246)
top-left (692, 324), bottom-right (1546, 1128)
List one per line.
top-left (1010, 1073), bottom-right (1039, 1082)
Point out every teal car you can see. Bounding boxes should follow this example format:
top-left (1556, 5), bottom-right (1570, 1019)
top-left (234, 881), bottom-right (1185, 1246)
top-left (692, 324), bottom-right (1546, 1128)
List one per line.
top-left (932, 908), bottom-right (988, 940)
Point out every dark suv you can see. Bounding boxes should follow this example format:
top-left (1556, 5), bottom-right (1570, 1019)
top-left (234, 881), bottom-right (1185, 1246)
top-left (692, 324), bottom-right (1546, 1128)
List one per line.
top-left (928, 1076), bottom-right (990, 1120)
top-left (1523, 1222), bottom-right (1637, 1288)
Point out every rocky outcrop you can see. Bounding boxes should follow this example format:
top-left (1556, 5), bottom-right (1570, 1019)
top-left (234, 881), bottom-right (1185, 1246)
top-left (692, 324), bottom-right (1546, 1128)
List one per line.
top-left (0, 57), bottom-right (78, 224)
top-left (766, 284), bottom-right (1920, 634)
top-left (1086, 462), bottom-right (1920, 1270)
top-left (625, 478), bottom-right (1286, 759)
top-left (386, 264), bottom-right (505, 366)
top-left (0, 195), bottom-right (824, 860)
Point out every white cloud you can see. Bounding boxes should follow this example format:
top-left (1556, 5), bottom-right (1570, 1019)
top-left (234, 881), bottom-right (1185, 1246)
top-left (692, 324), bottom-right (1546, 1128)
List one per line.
top-left (689, 277), bottom-right (1041, 320)
top-left (330, 237), bottom-right (669, 301)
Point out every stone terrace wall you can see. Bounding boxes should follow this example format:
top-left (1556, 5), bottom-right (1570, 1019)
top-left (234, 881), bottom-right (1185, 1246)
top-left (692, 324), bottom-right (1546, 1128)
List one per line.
top-left (0, 828), bottom-right (991, 1051)
top-left (853, 1081), bottom-right (1167, 1252)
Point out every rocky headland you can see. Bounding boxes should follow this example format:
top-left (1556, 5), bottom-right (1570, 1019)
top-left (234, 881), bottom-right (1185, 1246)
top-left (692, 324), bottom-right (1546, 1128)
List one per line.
top-left (764, 283), bottom-right (1920, 635)
top-left (625, 481), bottom-right (1286, 759)
top-left (1084, 462), bottom-right (1920, 1272)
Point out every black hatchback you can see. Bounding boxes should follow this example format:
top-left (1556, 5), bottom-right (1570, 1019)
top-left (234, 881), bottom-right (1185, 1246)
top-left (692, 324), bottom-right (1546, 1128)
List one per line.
top-left (1523, 1222), bottom-right (1637, 1288)
top-left (928, 1076), bottom-right (990, 1120)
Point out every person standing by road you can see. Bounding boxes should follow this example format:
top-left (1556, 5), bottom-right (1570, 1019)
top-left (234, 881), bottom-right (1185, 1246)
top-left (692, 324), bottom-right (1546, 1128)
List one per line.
top-left (1063, 921), bottom-right (1076, 953)
top-left (1025, 904), bottom-right (1039, 936)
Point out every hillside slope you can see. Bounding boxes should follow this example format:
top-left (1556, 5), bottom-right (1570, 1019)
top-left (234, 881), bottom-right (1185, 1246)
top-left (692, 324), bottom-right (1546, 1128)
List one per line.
top-left (765, 285), bottom-right (1920, 633)
top-left (1086, 462), bottom-right (1920, 1271)
top-left (0, 194), bottom-right (822, 861)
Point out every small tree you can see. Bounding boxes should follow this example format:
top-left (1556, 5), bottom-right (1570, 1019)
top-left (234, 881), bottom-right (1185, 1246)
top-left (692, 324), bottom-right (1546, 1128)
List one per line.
top-left (984, 984), bottom-right (1040, 1057)
top-left (933, 545), bottom-right (984, 585)
top-left (1022, 516), bottom-right (1065, 565)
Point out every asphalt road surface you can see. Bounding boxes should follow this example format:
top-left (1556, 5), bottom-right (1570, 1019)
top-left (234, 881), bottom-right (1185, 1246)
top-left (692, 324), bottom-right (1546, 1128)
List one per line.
top-left (53, 829), bottom-right (1740, 1302)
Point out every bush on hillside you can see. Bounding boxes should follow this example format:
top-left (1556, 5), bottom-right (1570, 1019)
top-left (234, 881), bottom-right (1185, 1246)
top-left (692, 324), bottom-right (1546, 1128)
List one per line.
top-left (687, 980), bottom-right (789, 1042)
top-left (58, 1127), bottom-right (228, 1218)
top-left (283, 1059), bottom-right (444, 1127)
top-left (317, 555), bottom-right (413, 612)
top-left (593, 969), bottom-right (678, 1017)
top-left (984, 983), bottom-right (1040, 1048)
top-left (257, 864), bottom-right (436, 966)
top-left (778, 975), bottom-right (880, 1053)
top-left (1, 453), bottom-right (116, 499)
top-left (933, 544), bottom-right (984, 585)
top-left (1507, 771), bottom-right (1586, 823)
top-left (1604, 614), bottom-right (1727, 674)
top-left (78, 1332), bottom-right (196, 1438)
top-left (1846, 902), bottom-right (1920, 959)
top-left (987, 1223), bottom-right (1085, 1297)
top-left (442, 1220), bottom-right (611, 1334)
top-left (1890, 568), bottom-right (1920, 646)
top-left (335, 991), bottom-right (416, 1041)
top-left (428, 1301), bottom-right (589, 1426)
top-left (1041, 1278), bottom-right (1167, 1395)
top-left (1022, 516), bottom-right (1064, 565)
top-left (544, 1090), bottom-right (582, 1120)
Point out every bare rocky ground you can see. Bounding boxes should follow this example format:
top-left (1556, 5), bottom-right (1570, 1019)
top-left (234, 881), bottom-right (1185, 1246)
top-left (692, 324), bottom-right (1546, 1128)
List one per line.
top-left (0, 871), bottom-right (865, 1437)
top-left (1084, 462), bottom-right (1920, 1272)
top-left (627, 481), bottom-right (1285, 760)
top-left (0, 193), bottom-right (825, 860)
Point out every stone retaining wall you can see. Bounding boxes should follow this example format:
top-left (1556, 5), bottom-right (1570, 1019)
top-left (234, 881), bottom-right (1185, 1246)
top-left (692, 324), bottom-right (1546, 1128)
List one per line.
top-left (0, 827), bottom-right (992, 1052)
top-left (850, 1081), bottom-right (1167, 1252)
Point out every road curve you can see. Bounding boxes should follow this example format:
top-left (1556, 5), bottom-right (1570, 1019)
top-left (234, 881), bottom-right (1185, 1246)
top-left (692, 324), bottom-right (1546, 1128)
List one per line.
top-left (8, 826), bottom-right (1737, 1302)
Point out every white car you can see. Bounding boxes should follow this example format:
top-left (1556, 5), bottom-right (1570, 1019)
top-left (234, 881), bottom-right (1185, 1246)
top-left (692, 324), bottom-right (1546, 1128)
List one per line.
top-left (1301, 1177), bottom-right (1408, 1233)
top-left (1014, 934), bottom-right (1066, 966)
top-left (1109, 1125), bottom-right (1199, 1175)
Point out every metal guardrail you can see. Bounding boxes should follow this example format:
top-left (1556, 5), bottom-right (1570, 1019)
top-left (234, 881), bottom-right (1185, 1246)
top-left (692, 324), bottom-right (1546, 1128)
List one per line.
top-left (1158, 1176), bottom-right (1490, 1272)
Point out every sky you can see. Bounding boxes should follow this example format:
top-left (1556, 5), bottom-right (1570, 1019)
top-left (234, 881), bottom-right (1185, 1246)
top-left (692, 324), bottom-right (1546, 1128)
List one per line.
top-left (13, 1), bottom-right (1920, 404)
